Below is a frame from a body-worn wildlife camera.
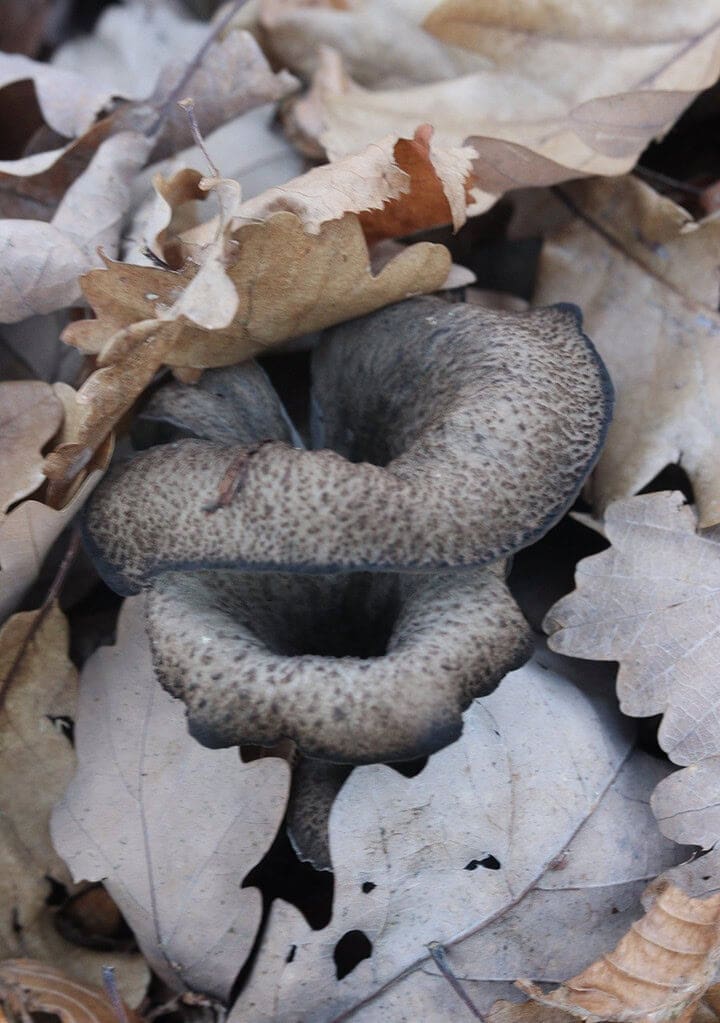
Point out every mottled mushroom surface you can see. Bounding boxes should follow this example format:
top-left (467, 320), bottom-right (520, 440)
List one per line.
top-left (83, 295), bottom-right (612, 766)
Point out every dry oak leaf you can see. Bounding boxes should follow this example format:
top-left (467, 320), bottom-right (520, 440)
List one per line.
top-left (235, 123), bottom-right (479, 237)
top-left (0, 381), bottom-right (62, 513)
top-left (0, 960), bottom-right (141, 1023)
top-left (51, 597), bottom-right (290, 1002)
top-left (0, 30), bottom-right (297, 321)
top-left (544, 492), bottom-right (720, 899)
top-left (0, 605), bottom-right (148, 1003)
top-left (535, 175), bottom-right (720, 528)
top-left (230, 654), bottom-right (683, 1023)
top-left (518, 882), bottom-right (720, 1023)
top-left (263, 1), bottom-right (720, 212)
top-left (45, 211), bottom-right (450, 486)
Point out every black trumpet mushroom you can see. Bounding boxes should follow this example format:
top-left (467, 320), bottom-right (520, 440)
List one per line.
top-left (84, 296), bottom-right (612, 863)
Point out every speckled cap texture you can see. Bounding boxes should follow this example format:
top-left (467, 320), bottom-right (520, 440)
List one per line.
top-left (84, 296), bottom-right (612, 766)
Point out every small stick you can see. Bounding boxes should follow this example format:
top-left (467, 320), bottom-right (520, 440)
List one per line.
top-left (634, 166), bottom-right (705, 196)
top-left (178, 97), bottom-right (219, 178)
top-left (0, 528), bottom-right (81, 713)
top-left (428, 941), bottom-right (486, 1021)
top-left (101, 968), bottom-right (129, 1023)
top-left (146, 0), bottom-right (252, 138)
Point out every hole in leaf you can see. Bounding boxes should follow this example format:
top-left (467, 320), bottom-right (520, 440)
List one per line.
top-left (286, 944), bottom-right (297, 964)
top-left (361, 881), bottom-right (376, 894)
top-left (465, 854), bottom-right (501, 871)
top-left (334, 930), bottom-right (373, 980)
top-left (47, 715), bottom-right (74, 744)
top-left (389, 755), bottom-right (429, 778)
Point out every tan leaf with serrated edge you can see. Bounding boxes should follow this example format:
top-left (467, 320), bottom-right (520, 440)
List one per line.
top-left (535, 175), bottom-right (720, 527)
top-left (0, 382), bottom-right (62, 514)
top-left (44, 211), bottom-right (449, 492)
top-left (0, 960), bottom-right (141, 1023)
top-left (518, 883), bottom-right (720, 1023)
top-left (0, 606), bottom-right (147, 1003)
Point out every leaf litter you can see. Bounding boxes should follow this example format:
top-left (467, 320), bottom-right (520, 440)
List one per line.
top-left (3, 3), bottom-right (720, 1023)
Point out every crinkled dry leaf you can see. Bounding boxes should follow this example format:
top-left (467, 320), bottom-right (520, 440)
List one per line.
top-left (535, 175), bottom-right (720, 528)
top-left (44, 211), bottom-right (450, 490)
top-left (230, 655), bottom-right (682, 1022)
top-left (51, 597), bottom-right (290, 1001)
top-left (0, 382), bottom-right (62, 513)
top-left (0, 960), bottom-right (142, 1023)
top-left (518, 882), bottom-right (720, 1023)
top-left (545, 492), bottom-right (720, 898)
top-left (0, 606), bottom-right (148, 1002)
top-left (236, 124), bottom-right (477, 237)
top-left (264, 2), bottom-right (720, 209)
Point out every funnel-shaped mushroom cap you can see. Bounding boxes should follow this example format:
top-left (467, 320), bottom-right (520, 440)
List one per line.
top-left (145, 564), bottom-right (531, 763)
top-left (85, 297), bottom-right (612, 594)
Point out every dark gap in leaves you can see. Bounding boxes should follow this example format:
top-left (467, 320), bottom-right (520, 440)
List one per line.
top-left (509, 512), bottom-right (609, 631)
top-left (46, 714), bottom-right (74, 745)
top-left (66, 580), bottom-right (123, 670)
top-left (637, 463), bottom-right (695, 504)
top-left (285, 944), bottom-right (297, 964)
top-left (361, 881), bottom-right (376, 894)
top-left (388, 755), bottom-right (428, 778)
top-left (54, 883), bottom-right (137, 952)
top-left (258, 349), bottom-right (312, 444)
top-left (242, 824), bottom-right (334, 931)
top-left (0, 80), bottom-right (46, 160)
top-left (465, 855), bottom-right (501, 871)
top-left (333, 930), bottom-right (373, 980)
top-left (44, 876), bottom-right (68, 907)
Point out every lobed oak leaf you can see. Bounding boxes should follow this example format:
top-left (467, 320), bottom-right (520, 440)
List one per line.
top-left (535, 175), bottom-right (720, 528)
top-left (51, 597), bottom-right (290, 1001)
top-left (0, 606), bottom-right (148, 1002)
top-left (545, 492), bottom-right (720, 900)
top-left (44, 211), bottom-right (450, 493)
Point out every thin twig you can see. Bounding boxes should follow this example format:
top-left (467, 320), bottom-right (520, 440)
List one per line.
top-left (102, 967), bottom-right (130, 1023)
top-left (178, 97), bottom-right (219, 178)
top-left (146, 0), bottom-right (252, 138)
top-left (0, 528), bottom-right (81, 713)
top-left (428, 942), bottom-right (486, 1021)
top-left (634, 166), bottom-right (705, 196)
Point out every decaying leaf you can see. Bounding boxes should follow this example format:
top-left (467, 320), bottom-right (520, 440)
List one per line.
top-left (44, 211), bottom-right (450, 491)
top-left (0, 26), bottom-right (297, 322)
top-left (51, 597), bottom-right (290, 1001)
top-left (535, 175), bottom-right (720, 528)
top-left (0, 960), bottom-right (141, 1023)
top-left (545, 492), bottom-right (720, 897)
top-left (518, 882), bottom-right (720, 1023)
top-left (0, 605), bottom-right (148, 1001)
top-left (230, 654), bottom-right (682, 1022)
top-left (260, 1), bottom-right (720, 209)
top-left (0, 381), bottom-right (62, 512)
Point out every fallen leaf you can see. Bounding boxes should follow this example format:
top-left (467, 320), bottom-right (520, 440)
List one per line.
top-left (0, 28), bottom-right (297, 321)
top-left (0, 960), bottom-right (141, 1023)
top-left (0, 381), bottom-right (62, 513)
top-left (44, 211), bottom-right (450, 489)
top-left (534, 175), bottom-right (720, 527)
top-left (229, 654), bottom-right (682, 1022)
top-left (545, 492), bottom-right (720, 898)
top-left (518, 882), bottom-right (720, 1023)
top-left (262, 2), bottom-right (720, 210)
top-left (235, 123), bottom-right (478, 237)
top-left (51, 596), bottom-right (290, 1001)
top-left (0, 605), bottom-right (148, 1002)
top-left (0, 468), bottom-right (105, 622)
